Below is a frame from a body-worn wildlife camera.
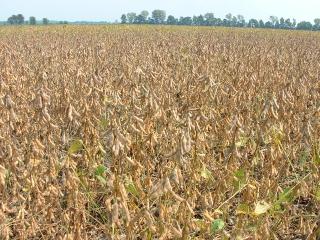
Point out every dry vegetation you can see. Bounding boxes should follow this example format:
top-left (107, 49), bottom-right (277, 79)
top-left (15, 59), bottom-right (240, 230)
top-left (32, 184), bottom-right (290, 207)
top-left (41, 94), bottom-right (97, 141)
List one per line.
top-left (0, 25), bottom-right (319, 239)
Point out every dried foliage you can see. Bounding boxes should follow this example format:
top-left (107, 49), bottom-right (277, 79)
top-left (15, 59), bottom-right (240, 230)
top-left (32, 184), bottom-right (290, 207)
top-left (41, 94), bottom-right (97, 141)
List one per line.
top-left (0, 25), bottom-right (319, 239)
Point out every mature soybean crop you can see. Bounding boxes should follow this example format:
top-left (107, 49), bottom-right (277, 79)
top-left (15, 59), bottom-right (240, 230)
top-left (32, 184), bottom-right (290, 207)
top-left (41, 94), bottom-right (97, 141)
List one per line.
top-left (0, 25), bottom-right (319, 239)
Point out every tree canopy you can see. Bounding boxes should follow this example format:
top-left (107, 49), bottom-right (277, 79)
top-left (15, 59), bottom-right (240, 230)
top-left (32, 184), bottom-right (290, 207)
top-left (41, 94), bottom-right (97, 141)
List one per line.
top-left (119, 10), bottom-right (318, 31)
top-left (29, 16), bottom-right (36, 25)
top-left (4, 11), bottom-right (319, 31)
top-left (42, 18), bottom-right (49, 25)
top-left (152, 10), bottom-right (166, 24)
top-left (6, 14), bottom-right (52, 25)
top-left (7, 14), bottom-right (24, 25)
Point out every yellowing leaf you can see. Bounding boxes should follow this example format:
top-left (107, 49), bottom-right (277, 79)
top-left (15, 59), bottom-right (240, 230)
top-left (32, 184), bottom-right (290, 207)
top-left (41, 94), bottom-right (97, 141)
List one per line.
top-left (315, 186), bottom-right (320, 202)
top-left (98, 143), bottom-right (106, 155)
top-left (270, 125), bottom-right (284, 146)
top-left (313, 146), bottom-right (320, 165)
top-left (213, 209), bottom-right (223, 215)
top-left (236, 236), bottom-right (245, 240)
top-left (236, 203), bottom-right (251, 215)
top-left (200, 166), bottom-right (212, 180)
top-left (68, 139), bottom-right (84, 154)
top-left (96, 175), bottom-right (107, 185)
top-left (235, 135), bottom-right (248, 147)
top-left (254, 201), bottom-right (270, 216)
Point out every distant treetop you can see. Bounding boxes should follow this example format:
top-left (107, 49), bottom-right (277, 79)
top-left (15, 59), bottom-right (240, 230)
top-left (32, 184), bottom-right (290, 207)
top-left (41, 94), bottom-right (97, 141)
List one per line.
top-left (4, 11), bottom-right (319, 31)
top-left (119, 10), bottom-right (319, 31)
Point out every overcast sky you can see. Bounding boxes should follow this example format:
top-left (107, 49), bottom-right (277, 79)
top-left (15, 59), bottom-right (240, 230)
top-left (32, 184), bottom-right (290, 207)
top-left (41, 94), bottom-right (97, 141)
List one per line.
top-left (1, 0), bottom-right (319, 22)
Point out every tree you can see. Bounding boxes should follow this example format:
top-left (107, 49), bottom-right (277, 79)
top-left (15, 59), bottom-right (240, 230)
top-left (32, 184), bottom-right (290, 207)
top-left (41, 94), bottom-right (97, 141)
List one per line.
top-left (179, 16), bottom-right (192, 25)
top-left (222, 19), bottom-right (229, 27)
top-left (314, 18), bottom-right (320, 30)
top-left (7, 15), bottom-right (17, 24)
top-left (167, 15), bottom-right (178, 25)
top-left (285, 19), bottom-right (292, 29)
top-left (292, 19), bottom-right (297, 28)
top-left (231, 16), bottom-right (238, 27)
top-left (204, 13), bottom-right (215, 26)
top-left (29, 16), bottom-right (36, 25)
top-left (269, 16), bottom-right (278, 27)
top-left (121, 14), bottom-right (127, 24)
top-left (225, 13), bottom-right (232, 21)
top-left (135, 11), bottom-right (149, 23)
top-left (199, 15), bottom-right (205, 25)
top-left (225, 13), bottom-right (233, 26)
top-left (314, 18), bottom-right (320, 25)
top-left (296, 21), bottom-right (313, 30)
top-left (42, 18), bottom-right (49, 25)
top-left (279, 17), bottom-right (285, 29)
top-left (127, 12), bottom-right (136, 24)
top-left (264, 21), bottom-right (273, 28)
top-left (237, 15), bottom-right (245, 27)
top-left (8, 14), bottom-right (24, 24)
top-left (259, 20), bottom-right (265, 28)
top-left (134, 14), bottom-right (147, 24)
top-left (117, 10), bottom-right (318, 31)
top-left (141, 10), bottom-right (149, 19)
top-left (152, 10), bottom-right (166, 24)
top-left (147, 18), bottom-right (155, 24)
top-left (215, 18), bottom-right (223, 26)
top-left (17, 14), bottom-right (25, 24)
top-left (193, 15), bottom-right (205, 26)
top-left (248, 19), bottom-right (259, 28)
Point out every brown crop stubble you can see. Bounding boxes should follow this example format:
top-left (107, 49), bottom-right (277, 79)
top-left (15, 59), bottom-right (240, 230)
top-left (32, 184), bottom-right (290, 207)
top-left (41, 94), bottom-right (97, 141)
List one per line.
top-left (0, 25), bottom-right (319, 239)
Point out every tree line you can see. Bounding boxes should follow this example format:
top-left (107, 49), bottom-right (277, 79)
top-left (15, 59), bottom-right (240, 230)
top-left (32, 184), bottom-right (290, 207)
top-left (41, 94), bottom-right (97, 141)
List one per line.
top-left (7, 14), bottom-right (68, 25)
top-left (120, 10), bottom-right (320, 31)
top-left (5, 11), bottom-right (320, 30)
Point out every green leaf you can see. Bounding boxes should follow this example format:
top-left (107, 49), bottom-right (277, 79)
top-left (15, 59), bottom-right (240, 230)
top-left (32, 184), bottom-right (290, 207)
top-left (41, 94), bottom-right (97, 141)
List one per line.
top-left (278, 188), bottom-right (295, 203)
top-left (272, 187), bottom-right (296, 211)
top-left (235, 169), bottom-right (245, 179)
top-left (299, 149), bottom-right (309, 166)
top-left (233, 169), bottom-right (246, 189)
top-left (96, 175), bottom-right (107, 185)
top-left (313, 146), bottom-right (320, 165)
top-left (125, 179), bottom-right (139, 197)
top-left (94, 165), bottom-right (107, 185)
top-left (95, 165), bottom-right (107, 176)
top-left (99, 118), bottom-right (108, 129)
top-left (210, 219), bottom-right (225, 235)
top-left (254, 201), bottom-right (270, 216)
top-left (68, 139), bottom-right (84, 154)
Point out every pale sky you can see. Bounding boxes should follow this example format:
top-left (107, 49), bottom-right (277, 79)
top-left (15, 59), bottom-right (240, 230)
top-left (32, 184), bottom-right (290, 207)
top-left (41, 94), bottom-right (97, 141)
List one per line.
top-left (1, 0), bottom-right (319, 23)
